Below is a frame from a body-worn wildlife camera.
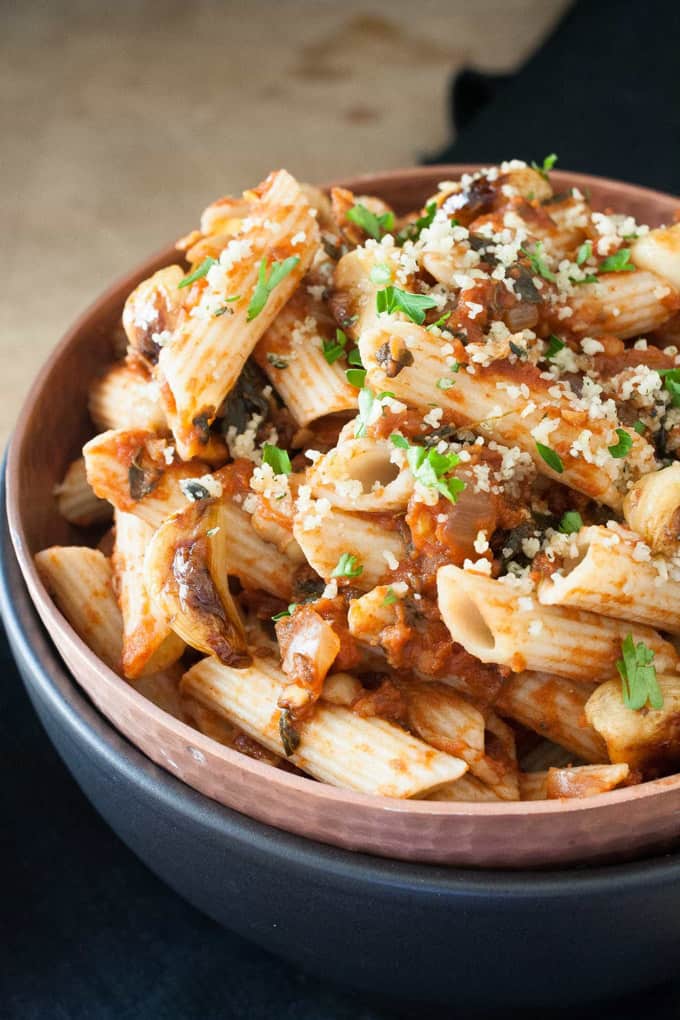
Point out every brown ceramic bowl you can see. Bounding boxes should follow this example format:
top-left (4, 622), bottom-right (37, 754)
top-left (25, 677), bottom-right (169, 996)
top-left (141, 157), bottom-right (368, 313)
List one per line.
top-left (8, 166), bottom-right (680, 869)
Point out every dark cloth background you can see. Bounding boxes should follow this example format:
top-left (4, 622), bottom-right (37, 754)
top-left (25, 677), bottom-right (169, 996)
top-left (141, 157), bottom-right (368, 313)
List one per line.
top-left (4, 1), bottom-right (680, 1016)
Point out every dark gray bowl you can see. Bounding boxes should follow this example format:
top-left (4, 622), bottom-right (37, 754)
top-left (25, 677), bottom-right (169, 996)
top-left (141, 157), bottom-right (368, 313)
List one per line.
top-left (3, 468), bottom-right (680, 1010)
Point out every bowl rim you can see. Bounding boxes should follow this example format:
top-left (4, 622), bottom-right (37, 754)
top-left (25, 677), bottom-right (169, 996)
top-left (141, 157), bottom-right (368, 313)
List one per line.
top-left (5, 473), bottom-right (680, 890)
top-left (8, 163), bottom-right (680, 828)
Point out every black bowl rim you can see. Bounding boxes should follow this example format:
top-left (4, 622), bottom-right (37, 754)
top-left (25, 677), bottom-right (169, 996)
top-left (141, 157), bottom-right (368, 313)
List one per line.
top-left (4, 461), bottom-right (680, 896)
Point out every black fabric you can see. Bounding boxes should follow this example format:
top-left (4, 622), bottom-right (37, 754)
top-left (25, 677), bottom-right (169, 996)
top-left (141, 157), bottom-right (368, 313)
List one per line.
top-left (432, 0), bottom-right (680, 194)
top-left (6, 1), bottom-right (680, 1015)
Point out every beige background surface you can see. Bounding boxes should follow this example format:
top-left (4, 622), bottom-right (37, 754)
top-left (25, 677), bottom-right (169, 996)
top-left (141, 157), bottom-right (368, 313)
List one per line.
top-left (1, 0), bottom-right (568, 447)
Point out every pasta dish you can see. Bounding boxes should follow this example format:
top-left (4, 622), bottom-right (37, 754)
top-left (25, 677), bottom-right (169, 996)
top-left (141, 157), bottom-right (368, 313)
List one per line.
top-left (37, 159), bottom-right (680, 803)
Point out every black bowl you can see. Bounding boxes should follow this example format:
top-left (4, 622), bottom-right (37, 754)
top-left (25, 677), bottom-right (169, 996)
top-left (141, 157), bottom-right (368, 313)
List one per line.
top-left (3, 469), bottom-right (680, 1009)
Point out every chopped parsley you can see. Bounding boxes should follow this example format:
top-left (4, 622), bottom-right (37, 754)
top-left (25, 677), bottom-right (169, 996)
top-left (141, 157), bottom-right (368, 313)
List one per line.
top-left (178, 256), bottom-right (216, 289)
top-left (558, 510), bottom-right (583, 534)
top-left (576, 240), bottom-right (592, 266)
top-left (346, 367), bottom-right (367, 389)
top-left (331, 553), bottom-right (364, 578)
top-left (347, 347), bottom-right (364, 367)
top-left (531, 153), bottom-right (558, 179)
top-left (370, 263), bottom-right (392, 285)
top-left (396, 201), bottom-right (437, 244)
top-left (570, 274), bottom-right (599, 285)
top-left (599, 248), bottom-right (636, 273)
top-left (390, 433), bottom-right (466, 504)
top-left (346, 203), bottom-right (394, 240)
top-left (382, 587), bottom-right (398, 606)
top-left (617, 633), bottom-right (663, 711)
top-left (354, 386), bottom-right (393, 437)
top-left (272, 603), bottom-right (298, 622)
top-left (376, 285), bottom-right (439, 325)
top-left (608, 428), bottom-right (633, 459)
top-left (247, 255), bottom-right (300, 321)
top-left (658, 368), bottom-right (680, 407)
top-left (535, 442), bottom-right (564, 474)
top-left (521, 241), bottom-right (555, 282)
top-left (266, 353), bottom-right (289, 369)
top-left (426, 312), bottom-right (452, 332)
top-left (545, 334), bottom-right (565, 358)
top-left (633, 419), bottom-right (646, 435)
top-left (322, 328), bottom-right (348, 365)
top-left (262, 443), bottom-right (292, 475)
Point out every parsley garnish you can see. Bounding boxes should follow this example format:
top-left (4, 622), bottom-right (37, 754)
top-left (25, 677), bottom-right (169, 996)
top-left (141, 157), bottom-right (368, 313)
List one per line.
top-left (346, 368), bottom-right (367, 389)
top-left (608, 428), bottom-right (633, 459)
top-left (436, 376), bottom-right (456, 390)
top-left (382, 587), bottom-right (398, 606)
top-left (354, 386), bottom-right (394, 437)
top-left (545, 334), bottom-right (565, 358)
top-left (376, 285), bottom-right (439, 325)
top-left (531, 153), bottom-right (558, 179)
top-left (576, 240), bottom-right (592, 266)
top-left (658, 368), bottom-right (680, 407)
top-left (322, 328), bottom-right (348, 365)
top-left (633, 420), bottom-right (646, 435)
top-left (390, 434), bottom-right (466, 503)
top-left (570, 274), bottom-right (599, 285)
top-left (266, 353), bottom-right (289, 369)
top-left (521, 241), bottom-right (555, 282)
top-left (396, 201), bottom-right (437, 244)
top-left (262, 443), bottom-right (292, 475)
top-left (599, 248), bottom-right (636, 274)
top-left (346, 203), bottom-right (394, 240)
top-left (617, 633), bottom-right (663, 710)
top-left (247, 255), bottom-right (300, 321)
top-left (535, 442), bottom-right (564, 474)
top-left (347, 348), bottom-right (364, 367)
top-left (559, 511), bottom-right (583, 534)
top-left (272, 603), bottom-right (298, 622)
top-left (426, 312), bottom-right (452, 333)
top-left (370, 263), bottom-right (392, 285)
top-left (331, 553), bottom-right (364, 578)
top-left (178, 257), bottom-right (216, 289)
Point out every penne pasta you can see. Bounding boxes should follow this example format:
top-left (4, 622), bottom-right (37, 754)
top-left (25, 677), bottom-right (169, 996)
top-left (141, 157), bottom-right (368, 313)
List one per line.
top-left (53, 456), bottom-right (112, 527)
top-left (586, 676), bottom-right (680, 775)
top-left (437, 564), bottom-right (678, 681)
top-left (545, 762), bottom-right (631, 799)
top-left (306, 436), bottom-right (413, 511)
top-left (623, 463), bottom-right (680, 555)
top-left (538, 524), bottom-right (680, 632)
top-left (181, 655), bottom-right (467, 797)
top-left (567, 270), bottom-right (680, 340)
top-left (632, 223), bottom-right (680, 290)
top-left (89, 361), bottom-right (168, 433)
top-left (426, 773), bottom-right (503, 803)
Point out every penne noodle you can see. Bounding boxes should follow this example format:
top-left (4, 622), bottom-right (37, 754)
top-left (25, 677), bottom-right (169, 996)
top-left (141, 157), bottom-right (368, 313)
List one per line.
top-left (545, 762), bottom-right (631, 799)
top-left (425, 773), bottom-right (503, 803)
top-left (623, 463), bottom-right (680, 555)
top-left (538, 525), bottom-right (680, 633)
top-left (518, 772), bottom-right (550, 801)
top-left (495, 671), bottom-right (607, 764)
top-left (437, 564), bottom-right (678, 681)
top-left (586, 676), bottom-right (680, 774)
top-left (123, 265), bottom-right (185, 366)
top-left (306, 436), bottom-right (413, 512)
top-left (293, 506), bottom-right (406, 591)
top-left (35, 546), bottom-right (123, 672)
top-left (113, 511), bottom-right (185, 679)
top-left (89, 361), bottom-right (168, 433)
top-left (53, 456), bottom-right (112, 527)
top-left (254, 288), bottom-right (357, 426)
top-left (632, 223), bottom-right (680, 290)
top-left (181, 656), bottom-right (467, 797)
top-left (157, 170), bottom-right (320, 459)
top-left (360, 319), bottom-right (655, 510)
top-left (567, 270), bottom-right (680, 340)
top-left (133, 664), bottom-right (186, 721)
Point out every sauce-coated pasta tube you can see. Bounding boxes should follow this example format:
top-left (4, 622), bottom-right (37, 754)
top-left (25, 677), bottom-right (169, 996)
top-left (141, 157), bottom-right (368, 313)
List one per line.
top-left (567, 270), bottom-right (679, 339)
top-left (538, 525), bottom-right (680, 632)
top-left (623, 463), bottom-right (680, 555)
top-left (632, 223), bottom-right (680, 290)
top-left (437, 565), bottom-right (678, 680)
top-left (306, 437), bottom-right (413, 512)
top-left (89, 362), bottom-right (168, 433)
top-left (586, 677), bottom-right (680, 775)
top-left (54, 457), bottom-right (112, 528)
top-left (181, 656), bottom-right (467, 797)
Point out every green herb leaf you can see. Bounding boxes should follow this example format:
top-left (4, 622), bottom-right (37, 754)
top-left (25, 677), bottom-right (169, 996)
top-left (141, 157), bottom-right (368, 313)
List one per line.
top-left (247, 255), bottom-right (300, 321)
top-left (576, 240), bottom-right (592, 266)
top-left (570, 274), bottom-right (599, 285)
top-left (331, 552), bottom-right (364, 578)
top-left (322, 328), bottom-right (348, 365)
top-left (346, 367), bottom-right (367, 389)
top-left (382, 587), bottom-right (398, 606)
top-left (531, 153), bottom-right (558, 179)
top-left (178, 257), bottom-right (216, 289)
top-left (426, 312), bottom-right (452, 333)
top-left (559, 511), bottom-right (583, 534)
top-left (396, 201), bottom-right (437, 244)
top-left (608, 428), bottom-right (633, 459)
top-left (617, 633), bottom-right (664, 711)
top-left (390, 434), bottom-right (465, 503)
top-left (376, 285), bottom-right (439, 325)
top-left (436, 377), bottom-right (456, 390)
top-left (545, 334), bottom-right (565, 359)
top-left (262, 443), bottom-right (292, 475)
top-left (521, 241), bottom-right (556, 282)
top-left (272, 603), bottom-right (298, 622)
top-left (658, 368), bottom-right (680, 407)
top-left (266, 353), bottom-right (289, 369)
top-left (347, 347), bottom-right (364, 367)
top-left (633, 419), bottom-right (646, 435)
top-left (535, 442), bottom-right (564, 473)
top-left (346, 203), bottom-right (394, 240)
top-left (370, 263), bottom-right (392, 285)
top-left (599, 248), bottom-right (636, 273)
